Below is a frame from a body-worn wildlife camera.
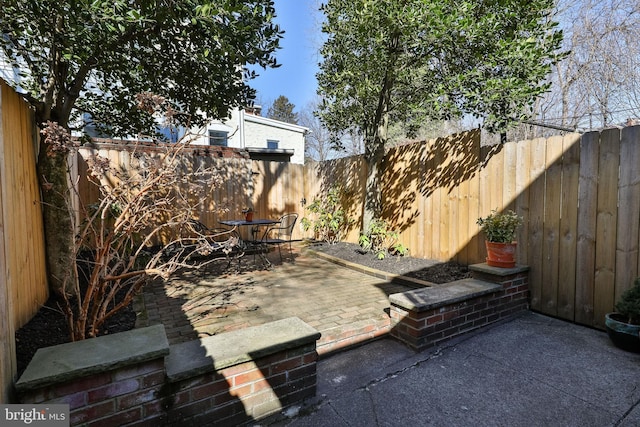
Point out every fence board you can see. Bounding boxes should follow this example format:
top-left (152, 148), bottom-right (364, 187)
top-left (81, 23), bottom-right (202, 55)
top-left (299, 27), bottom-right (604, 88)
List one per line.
top-left (488, 144), bottom-right (504, 215)
top-left (415, 146), bottom-right (426, 258)
top-left (615, 126), bottom-right (640, 304)
top-left (456, 170), bottom-right (470, 264)
top-left (431, 140), bottom-right (443, 260)
top-left (593, 128), bottom-right (620, 329)
top-left (541, 136), bottom-right (564, 316)
top-left (423, 141), bottom-right (435, 259)
top-left (465, 136), bottom-right (481, 266)
top-left (515, 140), bottom-right (531, 266)
top-left (476, 145), bottom-right (493, 264)
top-left (528, 138), bottom-right (547, 312)
top-left (557, 134), bottom-right (580, 320)
top-left (574, 132), bottom-right (599, 325)
top-left (503, 141), bottom-right (517, 211)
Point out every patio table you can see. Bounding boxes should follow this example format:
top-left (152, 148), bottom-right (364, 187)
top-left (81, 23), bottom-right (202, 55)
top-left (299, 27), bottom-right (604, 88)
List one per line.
top-left (219, 218), bottom-right (281, 267)
top-left (219, 218), bottom-right (280, 240)
top-left (219, 218), bottom-right (280, 228)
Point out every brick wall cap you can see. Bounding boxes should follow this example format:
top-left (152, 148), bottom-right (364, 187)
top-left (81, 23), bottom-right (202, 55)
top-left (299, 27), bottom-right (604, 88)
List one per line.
top-left (469, 263), bottom-right (530, 276)
top-left (389, 279), bottom-right (501, 312)
top-left (16, 325), bottom-right (169, 392)
top-left (166, 317), bottom-right (320, 383)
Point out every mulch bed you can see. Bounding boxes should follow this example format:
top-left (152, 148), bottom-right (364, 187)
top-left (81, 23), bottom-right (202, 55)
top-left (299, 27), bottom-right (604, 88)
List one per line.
top-left (15, 242), bottom-right (470, 378)
top-left (14, 293), bottom-right (137, 377)
top-left (309, 241), bottom-right (472, 284)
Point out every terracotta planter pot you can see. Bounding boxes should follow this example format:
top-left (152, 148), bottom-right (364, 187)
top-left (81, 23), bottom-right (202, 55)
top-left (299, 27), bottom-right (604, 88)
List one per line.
top-left (245, 212), bottom-right (254, 222)
top-left (485, 241), bottom-right (517, 268)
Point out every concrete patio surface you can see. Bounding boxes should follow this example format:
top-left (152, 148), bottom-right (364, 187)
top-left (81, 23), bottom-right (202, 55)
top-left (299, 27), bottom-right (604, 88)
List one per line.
top-left (273, 312), bottom-right (640, 427)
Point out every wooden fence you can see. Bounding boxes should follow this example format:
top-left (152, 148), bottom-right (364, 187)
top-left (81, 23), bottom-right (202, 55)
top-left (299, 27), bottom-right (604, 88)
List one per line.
top-left (305, 128), bottom-right (640, 330)
top-left (74, 127), bottom-right (640, 330)
top-left (0, 80), bottom-right (48, 403)
top-left (76, 144), bottom-right (309, 244)
top-left (4, 76), bottom-right (638, 403)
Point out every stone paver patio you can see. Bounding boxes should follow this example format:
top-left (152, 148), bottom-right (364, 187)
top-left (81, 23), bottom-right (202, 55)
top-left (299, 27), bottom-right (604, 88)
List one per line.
top-left (136, 245), bottom-right (416, 355)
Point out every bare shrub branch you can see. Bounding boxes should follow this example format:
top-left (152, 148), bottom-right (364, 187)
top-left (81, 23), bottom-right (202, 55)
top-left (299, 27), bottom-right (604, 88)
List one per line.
top-left (41, 123), bottom-right (238, 341)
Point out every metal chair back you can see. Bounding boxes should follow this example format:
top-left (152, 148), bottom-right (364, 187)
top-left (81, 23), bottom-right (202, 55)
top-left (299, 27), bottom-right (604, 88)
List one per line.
top-left (276, 213), bottom-right (298, 239)
top-left (261, 213), bottom-right (298, 262)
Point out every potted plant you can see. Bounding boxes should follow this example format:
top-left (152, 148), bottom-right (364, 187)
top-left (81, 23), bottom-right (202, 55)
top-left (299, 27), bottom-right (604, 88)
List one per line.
top-left (476, 209), bottom-right (523, 268)
top-left (605, 278), bottom-right (640, 352)
top-left (242, 207), bottom-right (254, 222)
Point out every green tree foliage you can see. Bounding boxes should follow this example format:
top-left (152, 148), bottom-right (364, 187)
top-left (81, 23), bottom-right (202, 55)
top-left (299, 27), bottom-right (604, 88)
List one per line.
top-left (301, 187), bottom-right (351, 244)
top-left (0, 0), bottom-right (282, 292)
top-left (267, 95), bottom-right (298, 124)
top-left (0, 0), bottom-right (282, 134)
top-left (317, 0), bottom-right (563, 228)
top-left (616, 278), bottom-right (640, 325)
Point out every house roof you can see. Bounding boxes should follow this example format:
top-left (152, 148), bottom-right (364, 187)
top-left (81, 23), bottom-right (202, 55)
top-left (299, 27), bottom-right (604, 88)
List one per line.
top-left (245, 147), bottom-right (294, 162)
top-left (243, 113), bottom-right (309, 134)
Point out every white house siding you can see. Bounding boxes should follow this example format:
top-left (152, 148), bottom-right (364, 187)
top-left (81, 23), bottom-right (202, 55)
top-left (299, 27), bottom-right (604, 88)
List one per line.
top-left (242, 115), bottom-right (306, 165)
top-left (191, 108), bottom-right (307, 165)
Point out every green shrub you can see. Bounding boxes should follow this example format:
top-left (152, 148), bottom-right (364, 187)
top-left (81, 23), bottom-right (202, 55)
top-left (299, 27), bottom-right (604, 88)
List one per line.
top-left (615, 277), bottom-right (640, 325)
top-left (358, 218), bottom-right (409, 260)
top-left (476, 209), bottom-right (523, 243)
top-left (301, 187), bottom-right (351, 244)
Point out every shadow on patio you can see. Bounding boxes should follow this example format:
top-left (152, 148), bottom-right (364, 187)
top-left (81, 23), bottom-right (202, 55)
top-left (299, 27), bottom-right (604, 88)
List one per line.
top-left (136, 243), bottom-right (415, 356)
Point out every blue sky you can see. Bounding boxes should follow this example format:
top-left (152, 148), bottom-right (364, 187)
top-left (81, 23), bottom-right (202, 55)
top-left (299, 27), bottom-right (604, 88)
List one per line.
top-left (249, 0), bottom-right (321, 113)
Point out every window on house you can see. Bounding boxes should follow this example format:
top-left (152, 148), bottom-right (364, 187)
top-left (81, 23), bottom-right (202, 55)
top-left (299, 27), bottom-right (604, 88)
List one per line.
top-left (209, 130), bottom-right (228, 146)
top-left (267, 140), bottom-right (279, 149)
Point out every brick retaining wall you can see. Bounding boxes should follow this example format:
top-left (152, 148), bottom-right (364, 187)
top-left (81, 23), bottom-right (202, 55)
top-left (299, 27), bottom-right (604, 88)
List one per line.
top-left (389, 263), bottom-right (530, 350)
top-left (16, 318), bottom-right (320, 426)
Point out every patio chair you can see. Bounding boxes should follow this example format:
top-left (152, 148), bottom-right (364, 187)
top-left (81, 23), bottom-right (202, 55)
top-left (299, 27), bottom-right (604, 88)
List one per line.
top-left (260, 213), bottom-right (298, 262)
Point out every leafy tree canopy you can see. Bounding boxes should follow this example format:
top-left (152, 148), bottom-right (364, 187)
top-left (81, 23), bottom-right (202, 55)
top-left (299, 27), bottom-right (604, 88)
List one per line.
top-left (267, 95), bottom-right (298, 124)
top-left (317, 0), bottom-right (564, 145)
top-left (317, 0), bottom-right (563, 228)
top-left (0, 0), bottom-right (283, 293)
top-left (0, 0), bottom-right (283, 136)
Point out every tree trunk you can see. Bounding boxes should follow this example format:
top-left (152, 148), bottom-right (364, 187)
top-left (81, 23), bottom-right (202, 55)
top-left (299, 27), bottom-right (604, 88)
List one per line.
top-left (363, 133), bottom-right (385, 233)
top-left (37, 145), bottom-right (77, 294)
top-left (362, 57), bottom-right (394, 233)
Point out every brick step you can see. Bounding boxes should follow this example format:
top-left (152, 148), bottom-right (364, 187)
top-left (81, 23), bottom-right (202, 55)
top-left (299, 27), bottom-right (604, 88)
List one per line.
top-left (389, 279), bottom-right (501, 313)
top-left (317, 317), bottom-right (391, 356)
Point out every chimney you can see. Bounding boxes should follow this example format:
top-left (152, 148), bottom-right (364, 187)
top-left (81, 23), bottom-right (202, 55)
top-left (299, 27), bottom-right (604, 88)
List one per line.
top-left (245, 105), bottom-right (262, 116)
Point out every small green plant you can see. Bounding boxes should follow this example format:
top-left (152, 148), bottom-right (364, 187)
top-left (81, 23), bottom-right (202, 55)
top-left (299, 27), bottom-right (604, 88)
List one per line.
top-left (476, 209), bottom-right (523, 243)
top-left (615, 277), bottom-right (640, 325)
top-left (389, 241), bottom-right (410, 257)
top-left (301, 187), bottom-right (351, 244)
top-left (358, 218), bottom-right (408, 260)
